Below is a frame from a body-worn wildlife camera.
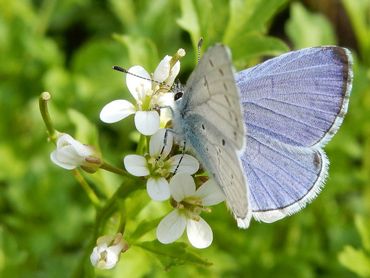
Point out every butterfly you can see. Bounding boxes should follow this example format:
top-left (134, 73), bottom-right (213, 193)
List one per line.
top-left (172, 44), bottom-right (353, 228)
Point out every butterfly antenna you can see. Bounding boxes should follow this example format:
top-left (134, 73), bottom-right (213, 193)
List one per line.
top-left (197, 37), bottom-right (204, 63)
top-left (112, 66), bottom-right (164, 87)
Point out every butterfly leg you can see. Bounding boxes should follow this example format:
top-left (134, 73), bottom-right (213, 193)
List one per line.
top-left (156, 128), bottom-right (171, 161)
top-left (173, 140), bottom-right (187, 175)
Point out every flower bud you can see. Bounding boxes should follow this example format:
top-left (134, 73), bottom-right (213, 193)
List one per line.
top-left (50, 133), bottom-right (101, 172)
top-left (90, 233), bottom-right (128, 269)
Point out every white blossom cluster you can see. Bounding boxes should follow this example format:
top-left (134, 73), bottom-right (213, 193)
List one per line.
top-left (49, 51), bottom-right (225, 269)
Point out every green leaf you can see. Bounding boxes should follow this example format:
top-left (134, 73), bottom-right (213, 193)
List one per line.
top-left (189, 0), bottom-right (229, 47)
top-left (230, 33), bottom-right (289, 68)
top-left (355, 215), bottom-right (370, 252)
top-left (136, 240), bottom-right (212, 270)
top-left (244, 0), bottom-right (288, 32)
top-left (342, 0), bottom-right (370, 65)
top-left (177, 0), bottom-right (201, 51)
top-left (113, 34), bottom-right (159, 70)
top-left (285, 2), bottom-right (337, 49)
top-left (129, 218), bottom-right (161, 241)
top-left (68, 109), bottom-right (99, 147)
top-left (224, 0), bottom-right (288, 43)
top-left (109, 0), bottom-right (136, 27)
top-left (338, 246), bottom-right (370, 277)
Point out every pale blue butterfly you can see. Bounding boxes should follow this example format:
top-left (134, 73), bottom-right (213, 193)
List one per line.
top-left (172, 45), bottom-right (353, 228)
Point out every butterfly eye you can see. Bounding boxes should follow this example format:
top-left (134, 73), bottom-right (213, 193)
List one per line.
top-left (174, 91), bottom-right (183, 101)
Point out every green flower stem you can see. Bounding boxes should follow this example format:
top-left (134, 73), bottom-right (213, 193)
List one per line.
top-left (100, 161), bottom-right (129, 176)
top-left (117, 202), bottom-right (127, 234)
top-left (73, 178), bottom-right (139, 276)
top-left (94, 178), bottom-right (139, 238)
top-left (73, 169), bottom-right (101, 207)
top-left (39, 92), bottom-right (57, 143)
top-left (137, 134), bottom-right (147, 154)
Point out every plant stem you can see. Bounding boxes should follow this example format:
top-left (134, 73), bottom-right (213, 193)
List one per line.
top-left (94, 178), bottom-right (139, 238)
top-left (100, 161), bottom-right (128, 176)
top-left (73, 169), bottom-right (101, 207)
top-left (137, 134), bottom-right (144, 154)
top-left (72, 178), bottom-right (139, 277)
top-left (39, 92), bottom-right (57, 143)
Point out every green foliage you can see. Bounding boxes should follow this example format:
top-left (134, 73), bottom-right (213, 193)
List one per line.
top-left (342, 0), bottom-right (370, 66)
top-left (0, 0), bottom-right (369, 277)
top-left (136, 241), bottom-right (212, 269)
top-left (286, 2), bottom-right (337, 48)
top-left (339, 216), bottom-right (370, 277)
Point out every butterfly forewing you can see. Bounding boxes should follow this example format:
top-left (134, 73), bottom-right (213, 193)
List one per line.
top-left (184, 45), bottom-right (245, 150)
top-left (237, 47), bottom-right (352, 148)
top-left (181, 113), bottom-right (251, 227)
top-left (175, 45), bottom-right (251, 227)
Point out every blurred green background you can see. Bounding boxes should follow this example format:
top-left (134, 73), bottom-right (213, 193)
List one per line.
top-left (1, 0), bottom-right (370, 277)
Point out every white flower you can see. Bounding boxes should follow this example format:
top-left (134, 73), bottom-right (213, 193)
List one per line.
top-left (50, 133), bottom-right (99, 171)
top-left (100, 53), bottom-right (182, 136)
top-left (90, 233), bottom-right (128, 270)
top-left (153, 54), bottom-right (181, 86)
top-left (123, 129), bottom-right (199, 201)
top-left (156, 173), bottom-right (225, 249)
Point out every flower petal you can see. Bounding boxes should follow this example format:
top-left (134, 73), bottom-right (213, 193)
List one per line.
top-left (159, 107), bottom-right (173, 128)
top-left (123, 155), bottom-right (149, 176)
top-left (166, 60), bottom-right (180, 86)
top-left (103, 249), bottom-right (120, 269)
top-left (156, 210), bottom-right (186, 244)
top-left (169, 173), bottom-right (196, 202)
top-left (54, 145), bottom-right (81, 162)
top-left (50, 150), bottom-right (76, 170)
top-left (56, 133), bottom-right (74, 148)
top-left (147, 177), bottom-right (170, 201)
top-left (194, 179), bottom-right (225, 206)
top-left (90, 244), bottom-right (120, 269)
top-left (153, 55), bottom-right (171, 83)
top-left (64, 137), bottom-right (93, 157)
top-left (100, 100), bottom-right (136, 123)
top-left (186, 218), bottom-right (213, 249)
top-left (134, 111), bottom-right (160, 136)
top-left (90, 245), bottom-right (105, 267)
top-left (169, 154), bottom-right (199, 175)
top-left (149, 129), bottom-right (173, 158)
top-left (126, 66), bottom-right (151, 101)
top-left (156, 93), bottom-right (175, 107)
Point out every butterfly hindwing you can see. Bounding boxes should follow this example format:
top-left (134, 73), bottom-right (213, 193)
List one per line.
top-left (241, 126), bottom-right (328, 222)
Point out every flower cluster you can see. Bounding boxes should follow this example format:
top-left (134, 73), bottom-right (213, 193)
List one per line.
top-left (122, 127), bottom-right (225, 249)
top-left (124, 129), bottom-right (199, 201)
top-left (100, 50), bottom-right (185, 136)
top-left (99, 51), bottom-right (226, 250)
top-left (47, 49), bottom-right (226, 270)
top-left (157, 173), bottom-right (225, 249)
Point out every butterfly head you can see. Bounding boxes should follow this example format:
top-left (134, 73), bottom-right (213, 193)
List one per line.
top-left (173, 82), bottom-right (184, 102)
top-left (174, 91), bottom-right (183, 101)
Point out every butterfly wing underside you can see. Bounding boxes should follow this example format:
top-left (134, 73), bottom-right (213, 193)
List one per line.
top-left (236, 47), bottom-right (353, 222)
top-left (176, 44), bottom-right (251, 228)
